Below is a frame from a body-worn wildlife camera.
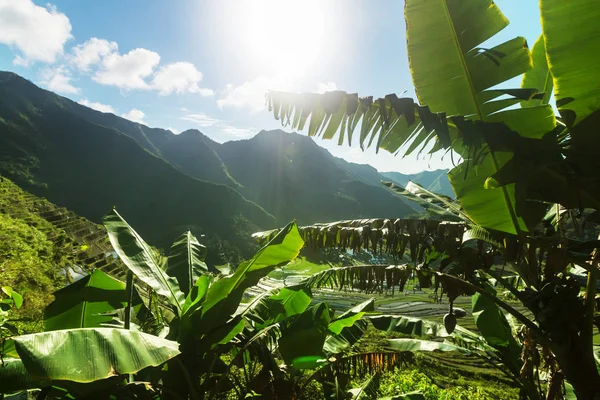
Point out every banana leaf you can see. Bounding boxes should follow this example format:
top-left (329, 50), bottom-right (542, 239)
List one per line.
top-left (44, 269), bottom-right (127, 331)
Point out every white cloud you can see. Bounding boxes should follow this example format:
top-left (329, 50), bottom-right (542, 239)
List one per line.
top-left (181, 113), bottom-right (221, 127)
top-left (78, 98), bottom-right (115, 114)
top-left (0, 0), bottom-right (72, 64)
top-left (121, 108), bottom-right (145, 124)
top-left (317, 81), bottom-right (338, 93)
top-left (217, 76), bottom-right (338, 113)
top-left (220, 126), bottom-right (255, 139)
top-left (94, 48), bottom-right (160, 90)
top-left (181, 112), bottom-right (255, 139)
top-left (40, 66), bottom-right (79, 94)
top-left (151, 62), bottom-right (213, 96)
top-left (217, 76), bottom-right (293, 114)
top-left (166, 127), bottom-right (180, 134)
top-left (71, 38), bottom-right (118, 71)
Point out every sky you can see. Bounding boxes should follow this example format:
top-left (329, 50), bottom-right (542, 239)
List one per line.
top-left (0, 0), bottom-right (542, 173)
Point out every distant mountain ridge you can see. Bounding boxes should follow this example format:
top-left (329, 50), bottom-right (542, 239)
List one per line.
top-left (0, 71), bottom-right (271, 262)
top-left (0, 70), bottom-right (448, 257)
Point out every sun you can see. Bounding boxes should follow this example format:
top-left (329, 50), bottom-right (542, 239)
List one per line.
top-left (240, 0), bottom-right (326, 78)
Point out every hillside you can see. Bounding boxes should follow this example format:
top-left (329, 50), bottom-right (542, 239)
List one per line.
top-left (381, 170), bottom-right (454, 198)
top-left (0, 176), bottom-right (129, 331)
top-left (0, 71), bottom-right (273, 261)
top-left (0, 71), bottom-right (420, 252)
top-left (215, 130), bottom-right (413, 223)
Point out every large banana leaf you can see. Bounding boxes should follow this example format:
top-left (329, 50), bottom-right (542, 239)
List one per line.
top-left (541, 0), bottom-right (600, 126)
top-left (44, 269), bottom-right (127, 331)
top-left (278, 302), bottom-right (331, 368)
top-left (520, 34), bottom-right (553, 107)
top-left (167, 231), bottom-right (208, 296)
top-left (405, 0), bottom-right (543, 121)
top-left (201, 221), bottom-right (304, 315)
top-left (448, 152), bottom-right (527, 235)
top-left (182, 222), bottom-right (304, 346)
top-left (0, 328), bottom-right (180, 389)
top-left (243, 287), bottom-right (313, 329)
top-left (104, 209), bottom-right (185, 313)
top-left (267, 91), bottom-right (453, 156)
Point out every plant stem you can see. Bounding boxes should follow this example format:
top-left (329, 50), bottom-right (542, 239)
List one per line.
top-left (124, 270), bottom-right (134, 384)
top-left (582, 250), bottom-right (599, 356)
top-left (124, 271), bottom-right (134, 330)
top-left (176, 358), bottom-right (200, 400)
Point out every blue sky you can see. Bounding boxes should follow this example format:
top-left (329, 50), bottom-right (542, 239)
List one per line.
top-left (0, 0), bottom-right (542, 173)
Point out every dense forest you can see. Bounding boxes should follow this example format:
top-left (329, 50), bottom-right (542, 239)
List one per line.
top-left (1, 0), bottom-right (600, 399)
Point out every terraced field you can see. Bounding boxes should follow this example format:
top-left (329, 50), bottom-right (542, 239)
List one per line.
top-left (0, 176), bottom-right (127, 281)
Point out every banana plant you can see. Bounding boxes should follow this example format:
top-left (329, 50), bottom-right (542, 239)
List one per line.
top-left (1, 209), bottom-right (305, 398)
top-left (263, 0), bottom-right (600, 397)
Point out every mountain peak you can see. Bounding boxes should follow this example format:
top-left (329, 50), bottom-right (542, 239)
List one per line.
top-left (179, 128), bottom-right (207, 137)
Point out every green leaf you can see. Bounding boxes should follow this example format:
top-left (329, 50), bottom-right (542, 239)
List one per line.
top-left (167, 231), bottom-right (208, 296)
top-left (6, 328), bottom-right (179, 386)
top-left (382, 181), bottom-right (467, 221)
top-left (328, 298), bottom-right (374, 335)
top-left (348, 372), bottom-right (380, 399)
top-left (104, 209), bottom-right (185, 312)
top-left (386, 339), bottom-right (468, 353)
top-left (185, 222), bottom-right (304, 346)
top-left (472, 291), bottom-right (522, 375)
top-left (521, 34), bottom-right (553, 107)
top-left (541, 0), bottom-right (600, 126)
top-left (267, 92), bottom-right (449, 158)
top-left (472, 292), bottom-right (518, 348)
top-left (181, 275), bottom-right (211, 316)
top-left (246, 287), bottom-right (312, 329)
top-left (1, 287), bottom-right (23, 309)
top-left (370, 314), bottom-right (449, 338)
top-left (323, 299), bottom-right (375, 355)
top-left (405, 0), bottom-right (531, 119)
top-left (0, 357), bottom-right (43, 393)
top-left (44, 269), bottom-right (127, 331)
top-left (279, 303), bottom-right (331, 368)
top-left (201, 221), bottom-right (304, 316)
top-left (448, 152), bottom-right (528, 235)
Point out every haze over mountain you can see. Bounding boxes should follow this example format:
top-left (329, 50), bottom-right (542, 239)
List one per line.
top-left (0, 71), bottom-right (452, 257)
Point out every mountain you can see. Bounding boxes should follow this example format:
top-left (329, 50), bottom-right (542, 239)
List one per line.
top-left (0, 70), bottom-right (420, 257)
top-left (0, 71), bottom-right (273, 262)
top-left (214, 130), bottom-right (413, 223)
top-left (381, 170), bottom-right (454, 198)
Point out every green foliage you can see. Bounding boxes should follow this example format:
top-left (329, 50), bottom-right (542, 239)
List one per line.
top-left (0, 328), bottom-right (180, 391)
top-left (375, 368), bottom-right (514, 400)
top-left (0, 212), bottom-right (65, 332)
top-left (168, 230), bottom-right (209, 296)
top-left (43, 269), bottom-right (127, 331)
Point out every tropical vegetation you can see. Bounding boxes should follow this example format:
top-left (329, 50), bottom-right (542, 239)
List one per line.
top-left (263, 0), bottom-right (600, 398)
top-left (1, 0), bottom-right (600, 399)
